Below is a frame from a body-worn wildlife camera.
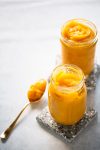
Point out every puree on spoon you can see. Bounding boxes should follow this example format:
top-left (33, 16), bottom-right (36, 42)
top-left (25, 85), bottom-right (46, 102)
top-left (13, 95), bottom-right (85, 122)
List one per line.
top-left (27, 79), bottom-right (46, 102)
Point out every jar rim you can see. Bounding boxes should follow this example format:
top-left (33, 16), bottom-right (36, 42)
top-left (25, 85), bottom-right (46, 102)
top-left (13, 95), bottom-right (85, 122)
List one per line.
top-left (60, 18), bottom-right (98, 47)
top-left (50, 64), bottom-right (85, 93)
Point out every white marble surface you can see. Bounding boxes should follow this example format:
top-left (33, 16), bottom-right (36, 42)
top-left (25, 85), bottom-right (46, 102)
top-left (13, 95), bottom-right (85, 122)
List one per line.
top-left (0, 0), bottom-right (100, 150)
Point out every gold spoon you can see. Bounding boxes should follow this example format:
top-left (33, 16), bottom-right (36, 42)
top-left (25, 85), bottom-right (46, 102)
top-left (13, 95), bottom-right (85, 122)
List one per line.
top-left (0, 79), bottom-right (46, 141)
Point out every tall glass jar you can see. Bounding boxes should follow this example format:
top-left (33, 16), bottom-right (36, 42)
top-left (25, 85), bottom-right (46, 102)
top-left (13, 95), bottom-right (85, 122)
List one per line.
top-left (48, 64), bottom-right (87, 125)
top-left (60, 19), bottom-right (98, 75)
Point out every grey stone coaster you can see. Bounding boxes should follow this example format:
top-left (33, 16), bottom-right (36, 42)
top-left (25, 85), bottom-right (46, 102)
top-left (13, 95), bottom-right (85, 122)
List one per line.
top-left (85, 64), bottom-right (100, 91)
top-left (36, 107), bottom-right (97, 143)
top-left (36, 64), bottom-right (100, 143)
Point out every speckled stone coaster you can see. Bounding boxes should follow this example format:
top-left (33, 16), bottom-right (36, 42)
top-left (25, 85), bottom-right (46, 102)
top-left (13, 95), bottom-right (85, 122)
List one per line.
top-left (36, 64), bottom-right (100, 143)
top-left (85, 64), bottom-right (100, 90)
top-left (36, 107), bottom-right (97, 143)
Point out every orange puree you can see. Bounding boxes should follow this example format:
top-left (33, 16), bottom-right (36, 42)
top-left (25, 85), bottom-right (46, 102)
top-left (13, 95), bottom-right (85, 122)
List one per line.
top-left (27, 79), bottom-right (46, 102)
top-left (48, 65), bottom-right (87, 125)
top-left (60, 19), bottom-right (97, 75)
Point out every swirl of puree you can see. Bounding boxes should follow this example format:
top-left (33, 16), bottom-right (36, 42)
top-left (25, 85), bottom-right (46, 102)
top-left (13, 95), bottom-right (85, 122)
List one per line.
top-left (60, 19), bottom-right (98, 75)
top-left (48, 64), bottom-right (87, 125)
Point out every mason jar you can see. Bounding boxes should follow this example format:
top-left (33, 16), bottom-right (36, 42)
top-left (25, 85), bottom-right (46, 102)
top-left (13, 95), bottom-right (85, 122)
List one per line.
top-left (48, 64), bottom-right (87, 125)
top-left (60, 19), bottom-right (98, 75)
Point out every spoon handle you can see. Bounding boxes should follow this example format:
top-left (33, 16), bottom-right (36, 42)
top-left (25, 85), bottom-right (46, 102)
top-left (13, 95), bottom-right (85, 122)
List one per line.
top-left (0, 102), bottom-right (30, 140)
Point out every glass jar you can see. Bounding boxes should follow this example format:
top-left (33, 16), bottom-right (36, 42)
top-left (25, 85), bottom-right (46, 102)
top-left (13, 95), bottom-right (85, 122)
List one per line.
top-left (48, 64), bottom-right (87, 125)
top-left (60, 19), bottom-right (98, 75)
